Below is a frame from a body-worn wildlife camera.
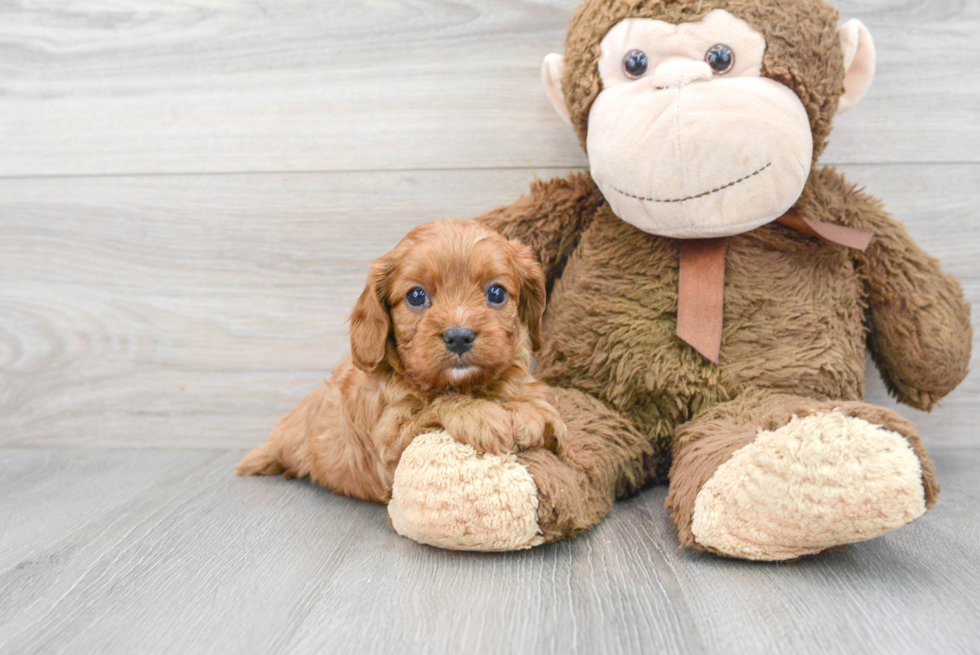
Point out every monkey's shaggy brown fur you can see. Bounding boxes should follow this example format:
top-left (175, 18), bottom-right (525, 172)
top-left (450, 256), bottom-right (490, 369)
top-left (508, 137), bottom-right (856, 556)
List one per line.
top-left (474, 0), bottom-right (972, 552)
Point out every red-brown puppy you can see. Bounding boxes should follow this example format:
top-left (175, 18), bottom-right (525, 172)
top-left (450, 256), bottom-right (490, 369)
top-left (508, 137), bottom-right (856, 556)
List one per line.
top-left (236, 219), bottom-right (565, 503)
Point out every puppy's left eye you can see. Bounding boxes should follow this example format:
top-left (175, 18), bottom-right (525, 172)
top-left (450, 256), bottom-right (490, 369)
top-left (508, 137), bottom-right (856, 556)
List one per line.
top-left (406, 287), bottom-right (428, 308)
top-left (486, 284), bottom-right (508, 306)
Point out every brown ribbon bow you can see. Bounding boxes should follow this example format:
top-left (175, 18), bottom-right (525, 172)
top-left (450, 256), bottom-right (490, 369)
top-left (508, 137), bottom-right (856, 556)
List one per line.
top-left (676, 210), bottom-right (874, 364)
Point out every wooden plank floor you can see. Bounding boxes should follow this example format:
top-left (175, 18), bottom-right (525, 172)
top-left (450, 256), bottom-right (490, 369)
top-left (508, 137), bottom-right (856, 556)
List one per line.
top-left (1, 448), bottom-right (978, 655)
top-left (2, 1), bottom-right (978, 654)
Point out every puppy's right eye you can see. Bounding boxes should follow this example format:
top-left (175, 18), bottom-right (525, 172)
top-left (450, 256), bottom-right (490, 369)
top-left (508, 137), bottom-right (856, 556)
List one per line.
top-left (485, 284), bottom-right (508, 307)
top-left (406, 287), bottom-right (428, 308)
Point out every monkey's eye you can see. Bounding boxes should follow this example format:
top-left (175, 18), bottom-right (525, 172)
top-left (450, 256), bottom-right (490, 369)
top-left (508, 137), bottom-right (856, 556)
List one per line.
top-left (406, 287), bottom-right (428, 308)
top-left (705, 44), bottom-right (735, 75)
top-left (486, 284), bottom-right (508, 306)
top-left (622, 49), bottom-right (649, 79)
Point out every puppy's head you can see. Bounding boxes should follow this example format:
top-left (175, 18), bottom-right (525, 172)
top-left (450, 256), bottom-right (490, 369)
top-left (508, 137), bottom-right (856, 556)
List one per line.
top-left (349, 219), bottom-right (546, 391)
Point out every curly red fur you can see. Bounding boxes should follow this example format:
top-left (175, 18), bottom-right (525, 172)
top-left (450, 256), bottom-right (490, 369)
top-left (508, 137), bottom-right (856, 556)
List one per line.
top-left (236, 219), bottom-right (565, 503)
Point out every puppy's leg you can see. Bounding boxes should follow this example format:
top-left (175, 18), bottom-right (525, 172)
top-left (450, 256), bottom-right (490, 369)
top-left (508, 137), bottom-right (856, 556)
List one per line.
top-left (433, 398), bottom-right (517, 455)
top-left (425, 394), bottom-right (567, 457)
top-left (502, 398), bottom-right (568, 456)
top-left (236, 385), bottom-right (327, 478)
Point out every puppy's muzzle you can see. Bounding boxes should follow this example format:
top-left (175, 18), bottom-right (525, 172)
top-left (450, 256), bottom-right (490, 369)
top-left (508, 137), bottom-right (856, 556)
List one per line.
top-left (443, 326), bottom-right (476, 355)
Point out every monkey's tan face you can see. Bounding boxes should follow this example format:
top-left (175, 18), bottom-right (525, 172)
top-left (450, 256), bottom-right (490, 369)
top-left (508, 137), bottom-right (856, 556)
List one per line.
top-left (586, 9), bottom-right (813, 239)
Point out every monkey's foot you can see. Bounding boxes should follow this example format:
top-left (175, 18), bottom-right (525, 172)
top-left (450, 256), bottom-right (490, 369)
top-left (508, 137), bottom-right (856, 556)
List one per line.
top-left (388, 431), bottom-right (544, 551)
top-left (688, 410), bottom-right (930, 561)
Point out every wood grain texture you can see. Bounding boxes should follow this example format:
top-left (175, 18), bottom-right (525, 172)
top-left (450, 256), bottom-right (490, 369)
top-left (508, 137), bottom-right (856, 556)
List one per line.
top-left (0, 0), bottom-right (977, 178)
top-left (0, 447), bottom-right (977, 654)
top-left (0, 167), bottom-right (560, 448)
top-left (0, 449), bottom-right (225, 573)
top-left (1, 2), bottom-right (977, 652)
top-left (2, 164), bottom-right (977, 449)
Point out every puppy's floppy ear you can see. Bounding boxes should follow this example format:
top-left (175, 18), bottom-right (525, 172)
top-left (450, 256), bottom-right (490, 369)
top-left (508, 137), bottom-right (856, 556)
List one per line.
top-left (510, 239), bottom-right (547, 353)
top-left (350, 255), bottom-right (393, 372)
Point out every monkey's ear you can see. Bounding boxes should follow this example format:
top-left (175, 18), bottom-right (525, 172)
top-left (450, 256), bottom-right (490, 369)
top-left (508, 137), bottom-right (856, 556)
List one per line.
top-left (837, 19), bottom-right (876, 114)
top-left (349, 257), bottom-right (392, 372)
top-left (541, 54), bottom-right (572, 126)
top-left (511, 240), bottom-right (548, 354)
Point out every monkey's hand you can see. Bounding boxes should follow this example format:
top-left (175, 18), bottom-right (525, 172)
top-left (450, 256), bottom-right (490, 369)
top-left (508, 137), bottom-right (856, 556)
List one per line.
top-left (844, 180), bottom-right (973, 410)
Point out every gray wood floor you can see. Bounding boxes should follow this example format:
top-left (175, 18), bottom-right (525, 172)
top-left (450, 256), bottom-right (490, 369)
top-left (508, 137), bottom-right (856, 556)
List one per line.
top-left (1, 448), bottom-right (978, 655)
top-left (2, 1), bottom-right (979, 654)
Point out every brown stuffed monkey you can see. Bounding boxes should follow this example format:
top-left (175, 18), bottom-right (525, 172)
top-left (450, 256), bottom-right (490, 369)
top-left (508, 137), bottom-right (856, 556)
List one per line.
top-left (386, 0), bottom-right (972, 560)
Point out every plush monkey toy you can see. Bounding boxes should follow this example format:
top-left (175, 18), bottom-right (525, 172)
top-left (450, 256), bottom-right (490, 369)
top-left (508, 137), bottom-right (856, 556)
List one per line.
top-left (386, 0), bottom-right (972, 560)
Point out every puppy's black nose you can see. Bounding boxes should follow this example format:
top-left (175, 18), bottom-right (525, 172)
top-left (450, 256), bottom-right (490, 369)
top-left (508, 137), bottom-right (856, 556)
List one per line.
top-left (443, 327), bottom-right (476, 355)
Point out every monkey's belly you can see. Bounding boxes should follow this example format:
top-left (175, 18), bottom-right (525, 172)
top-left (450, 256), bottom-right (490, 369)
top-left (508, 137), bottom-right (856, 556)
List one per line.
top-left (536, 219), bottom-right (868, 436)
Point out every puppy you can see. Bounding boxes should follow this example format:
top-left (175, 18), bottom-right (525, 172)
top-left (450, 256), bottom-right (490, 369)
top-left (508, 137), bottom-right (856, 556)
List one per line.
top-left (236, 219), bottom-right (566, 503)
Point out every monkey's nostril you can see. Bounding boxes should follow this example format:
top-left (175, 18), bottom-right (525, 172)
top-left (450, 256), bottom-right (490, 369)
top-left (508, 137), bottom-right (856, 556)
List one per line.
top-left (443, 326), bottom-right (476, 355)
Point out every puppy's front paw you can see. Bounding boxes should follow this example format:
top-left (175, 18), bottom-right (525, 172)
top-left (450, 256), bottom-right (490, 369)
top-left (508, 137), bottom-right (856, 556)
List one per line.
top-left (506, 400), bottom-right (568, 456)
top-left (544, 414), bottom-right (568, 456)
top-left (439, 401), bottom-right (517, 455)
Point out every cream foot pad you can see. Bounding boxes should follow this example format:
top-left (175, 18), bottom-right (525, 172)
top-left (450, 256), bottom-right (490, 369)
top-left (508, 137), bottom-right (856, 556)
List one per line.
top-left (692, 411), bottom-right (927, 561)
top-left (388, 431), bottom-right (544, 551)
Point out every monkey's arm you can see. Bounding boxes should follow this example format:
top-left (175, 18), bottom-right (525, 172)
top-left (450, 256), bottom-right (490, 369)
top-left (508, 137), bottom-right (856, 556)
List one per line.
top-left (844, 185), bottom-right (972, 411)
top-left (475, 172), bottom-right (603, 291)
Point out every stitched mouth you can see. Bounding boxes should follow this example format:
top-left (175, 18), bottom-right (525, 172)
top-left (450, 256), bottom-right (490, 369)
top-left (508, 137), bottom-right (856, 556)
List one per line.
top-left (611, 162), bottom-right (772, 204)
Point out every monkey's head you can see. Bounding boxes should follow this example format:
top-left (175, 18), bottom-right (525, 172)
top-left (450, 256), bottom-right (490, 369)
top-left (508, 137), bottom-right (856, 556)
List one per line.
top-left (542, 0), bottom-right (875, 239)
